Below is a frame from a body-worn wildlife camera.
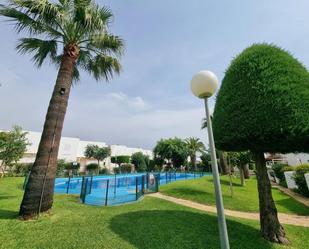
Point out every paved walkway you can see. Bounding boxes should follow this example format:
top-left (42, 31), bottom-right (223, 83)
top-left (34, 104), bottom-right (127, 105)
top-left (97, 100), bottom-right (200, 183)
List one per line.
top-left (149, 192), bottom-right (309, 227)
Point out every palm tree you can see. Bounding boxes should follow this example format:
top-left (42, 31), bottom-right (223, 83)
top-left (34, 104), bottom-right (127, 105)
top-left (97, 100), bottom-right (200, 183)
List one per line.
top-left (201, 118), bottom-right (229, 175)
top-left (0, 0), bottom-right (124, 219)
top-left (185, 137), bottom-right (205, 171)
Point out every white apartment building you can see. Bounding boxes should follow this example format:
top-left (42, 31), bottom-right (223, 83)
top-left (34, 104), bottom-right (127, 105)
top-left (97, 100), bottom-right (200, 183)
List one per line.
top-left (18, 131), bottom-right (153, 172)
top-left (266, 152), bottom-right (309, 166)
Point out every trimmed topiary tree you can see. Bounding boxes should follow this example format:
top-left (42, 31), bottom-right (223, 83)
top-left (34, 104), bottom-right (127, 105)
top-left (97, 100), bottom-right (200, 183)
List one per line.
top-left (213, 43), bottom-right (309, 244)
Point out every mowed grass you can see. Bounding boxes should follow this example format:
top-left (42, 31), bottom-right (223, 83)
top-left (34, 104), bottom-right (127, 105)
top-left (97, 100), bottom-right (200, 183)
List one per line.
top-left (160, 175), bottom-right (309, 215)
top-left (0, 177), bottom-right (308, 249)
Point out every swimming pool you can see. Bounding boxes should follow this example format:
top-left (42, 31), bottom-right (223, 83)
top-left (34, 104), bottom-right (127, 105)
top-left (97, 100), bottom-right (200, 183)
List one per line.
top-left (54, 172), bottom-right (208, 206)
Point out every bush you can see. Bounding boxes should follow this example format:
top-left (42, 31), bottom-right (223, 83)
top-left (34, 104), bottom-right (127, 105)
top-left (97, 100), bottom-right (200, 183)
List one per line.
top-left (121, 163), bottom-right (133, 173)
top-left (111, 155), bottom-right (130, 164)
top-left (14, 163), bottom-right (32, 176)
top-left (249, 163), bottom-right (255, 170)
top-left (113, 167), bottom-right (120, 174)
top-left (99, 168), bottom-right (109, 175)
top-left (86, 163), bottom-right (99, 174)
top-left (272, 164), bottom-right (293, 187)
top-left (293, 164), bottom-right (309, 197)
top-left (272, 164), bottom-right (290, 182)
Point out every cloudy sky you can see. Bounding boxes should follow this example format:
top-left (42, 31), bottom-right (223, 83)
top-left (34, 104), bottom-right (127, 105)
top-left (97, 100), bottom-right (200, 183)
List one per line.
top-left (1, 0), bottom-right (309, 149)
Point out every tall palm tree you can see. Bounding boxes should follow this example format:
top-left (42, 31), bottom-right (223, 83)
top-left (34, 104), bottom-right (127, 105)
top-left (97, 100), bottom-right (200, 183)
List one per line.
top-left (0, 0), bottom-right (124, 219)
top-left (185, 137), bottom-right (205, 171)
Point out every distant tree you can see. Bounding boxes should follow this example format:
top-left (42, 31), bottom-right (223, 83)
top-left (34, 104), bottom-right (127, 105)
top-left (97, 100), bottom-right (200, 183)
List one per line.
top-left (86, 163), bottom-right (99, 174)
top-left (0, 126), bottom-right (29, 174)
top-left (227, 151), bottom-right (252, 186)
top-left (200, 152), bottom-right (211, 172)
top-left (56, 159), bottom-right (67, 177)
top-left (185, 137), bottom-right (205, 171)
top-left (111, 155), bottom-right (131, 173)
top-left (212, 44), bottom-right (309, 243)
top-left (131, 152), bottom-right (147, 172)
top-left (153, 138), bottom-right (189, 169)
top-left (111, 155), bottom-right (131, 164)
top-left (202, 118), bottom-right (229, 174)
top-left (84, 145), bottom-right (97, 160)
top-left (84, 145), bottom-right (111, 174)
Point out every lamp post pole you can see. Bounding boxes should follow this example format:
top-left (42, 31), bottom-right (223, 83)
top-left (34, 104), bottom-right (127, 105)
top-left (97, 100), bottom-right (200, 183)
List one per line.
top-left (190, 70), bottom-right (229, 249)
top-left (204, 98), bottom-right (230, 249)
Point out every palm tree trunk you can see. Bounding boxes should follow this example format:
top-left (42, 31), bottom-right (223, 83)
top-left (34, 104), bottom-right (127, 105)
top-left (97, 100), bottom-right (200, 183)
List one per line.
top-left (192, 155), bottom-right (197, 171)
top-left (254, 151), bottom-right (288, 244)
top-left (19, 45), bottom-right (79, 219)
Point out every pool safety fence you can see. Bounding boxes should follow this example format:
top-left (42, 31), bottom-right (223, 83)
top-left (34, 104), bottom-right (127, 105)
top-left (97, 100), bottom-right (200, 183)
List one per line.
top-left (54, 171), bottom-right (207, 206)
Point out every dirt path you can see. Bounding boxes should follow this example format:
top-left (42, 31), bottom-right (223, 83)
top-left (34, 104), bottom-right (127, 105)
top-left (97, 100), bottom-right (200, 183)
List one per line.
top-left (149, 192), bottom-right (309, 227)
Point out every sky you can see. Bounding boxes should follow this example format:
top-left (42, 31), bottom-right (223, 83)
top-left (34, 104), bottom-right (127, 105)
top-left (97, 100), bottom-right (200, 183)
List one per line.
top-left (1, 0), bottom-right (309, 149)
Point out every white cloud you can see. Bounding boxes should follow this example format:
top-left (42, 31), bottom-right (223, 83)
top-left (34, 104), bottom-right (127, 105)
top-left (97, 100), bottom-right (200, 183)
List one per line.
top-left (105, 92), bottom-right (149, 111)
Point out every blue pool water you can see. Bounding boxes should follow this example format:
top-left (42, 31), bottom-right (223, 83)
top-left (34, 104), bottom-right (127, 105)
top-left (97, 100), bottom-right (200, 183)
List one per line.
top-left (54, 172), bottom-right (208, 206)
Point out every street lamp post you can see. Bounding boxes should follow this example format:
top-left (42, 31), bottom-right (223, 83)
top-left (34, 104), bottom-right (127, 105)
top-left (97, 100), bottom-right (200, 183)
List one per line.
top-left (191, 71), bottom-right (230, 249)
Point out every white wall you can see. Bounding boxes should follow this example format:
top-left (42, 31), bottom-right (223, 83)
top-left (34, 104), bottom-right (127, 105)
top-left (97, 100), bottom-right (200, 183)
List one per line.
top-left (281, 153), bottom-right (309, 166)
top-left (284, 171), bottom-right (298, 189)
top-left (110, 144), bottom-right (153, 159)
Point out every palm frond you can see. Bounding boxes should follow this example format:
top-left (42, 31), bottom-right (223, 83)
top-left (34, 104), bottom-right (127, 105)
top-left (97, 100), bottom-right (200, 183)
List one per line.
top-left (0, 4), bottom-right (62, 38)
top-left (72, 66), bottom-right (80, 82)
top-left (13, 0), bottom-right (62, 23)
top-left (16, 38), bottom-right (58, 67)
top-left (73, 2), bottom-right (112, 35)
top-left (84, 34), bottom-right (124, 56)
top-left (87, 54), bottom-right (121, 81)
top-left (2, 0), bottom-right (123, 82)
top-left (201, 118), bottom-right (207, 129)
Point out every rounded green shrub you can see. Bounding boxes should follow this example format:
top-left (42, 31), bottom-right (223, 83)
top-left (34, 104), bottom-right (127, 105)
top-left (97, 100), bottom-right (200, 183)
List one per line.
top-left (293, 164), bottom-right (309, 197)
top-left (111, 155), bottom-right (130, 164)
top-left (213, 43), bottom-right (309, 152)
top-left (272, 164), bottom-right (293, 187)
top-left (86, 163), bottom-right (99, 171)
top-left (121, 163), bottom-right (133, 173)
top-left (14, 163), bottom-right (33, 176)
top-left (272, 164), bottom-right (290, 181)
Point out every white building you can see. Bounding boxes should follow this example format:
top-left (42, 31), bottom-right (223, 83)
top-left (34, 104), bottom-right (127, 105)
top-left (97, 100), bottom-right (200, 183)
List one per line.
top-left (266, 152), bottom-right (309, 166)
top-left (18, 130), bottom-right (153, 172)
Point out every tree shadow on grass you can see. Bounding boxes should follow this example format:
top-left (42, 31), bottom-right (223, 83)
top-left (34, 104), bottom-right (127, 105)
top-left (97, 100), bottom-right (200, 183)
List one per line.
top-left (0, 209), bottom-right (18, 220)
top-left (162, 188), bottom-right (208, 196)
top-left (0, 195), bottom-right (17, 200)
top-left (219, 179), bottom-right (243, 187)
top-left (110, 210), bottom-right (274, 249)
top-left (275, 198), bottom-right (309, 216)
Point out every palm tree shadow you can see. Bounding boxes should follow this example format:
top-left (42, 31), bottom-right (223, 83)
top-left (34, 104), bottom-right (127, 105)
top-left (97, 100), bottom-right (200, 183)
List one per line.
top-left (0, 195), bottom-right (17, 200)
top-left (109, 210), bottom-right (274, 249)
top-left (0, 209), bottom-right (19, 220)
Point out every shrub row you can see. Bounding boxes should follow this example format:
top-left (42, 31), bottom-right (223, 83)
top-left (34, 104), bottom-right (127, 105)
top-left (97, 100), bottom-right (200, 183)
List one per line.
top-left (293, 164), bottom-right (309, 197)
top-left (272, 163), bottom-right (309, 196)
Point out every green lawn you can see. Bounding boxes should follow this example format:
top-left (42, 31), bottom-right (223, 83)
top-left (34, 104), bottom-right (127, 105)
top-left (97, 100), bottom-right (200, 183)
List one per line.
top-left (160, 175), bottom-right (309, 215)
top-left (0, 177), bottom-right (308, 249)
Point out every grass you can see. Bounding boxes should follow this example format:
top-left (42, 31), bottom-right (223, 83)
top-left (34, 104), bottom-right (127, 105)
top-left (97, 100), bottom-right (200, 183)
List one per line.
top-left (160, 175), bottom-right (309, 215)
top-left (0, 177), bottom-right (308, 249)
